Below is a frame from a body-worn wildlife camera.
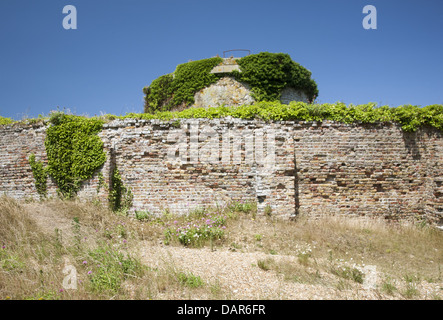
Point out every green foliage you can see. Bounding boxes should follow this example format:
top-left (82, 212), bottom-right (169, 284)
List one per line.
top-left (172, 57), bottom-right (223, 106)
top-left (164, 210), bottom-right (227, 247)
top-left (0, 116), bottom-right (14, 126)
top-left (331, 265), bottom-right (365, 284)
top-left (227, 200), bottom-right (256, 214)
top-left (0, 246), bottom-right (25, 271)
top-left (124, 102), bottom-right (443, 132)
top-left (86, 241), bottom-right (144, 294)
top-left (143, 73), bottom-right (174, 113)
top-left (109, 167), bottom-right (133, 214)
top-left (142, 53), bottom-right (318, 112)
top-left (45, 112), bottom-right (106, 198)
top-left (144, 57), bottom-right (223, 113)
top-left (177, 271), bottom-right (204, 288)
top-left (135, 210), bottom-right (153, 221)
top-left (28, 154), bottom-right (48, 198)
top-left (234, 52), bottom-right (318, 102)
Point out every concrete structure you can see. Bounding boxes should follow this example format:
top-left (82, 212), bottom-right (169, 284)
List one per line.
top-left (192, 58), bottom-right (310, 108)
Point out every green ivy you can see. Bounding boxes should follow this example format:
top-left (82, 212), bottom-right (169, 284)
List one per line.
top-left (0, 116), bottom-right (14, 126)
top-left (109, 167), bottom-right (133, 214)
top-left (28, 154), bottom-right (48, 198)
top-left (233, 52), bottom-right (318, 103)
top-left (143, 73), bottom-right (174, 113)
top-left (44, 112), bottom-right (106, 198)
top-left (142, 52), bottom-right (318, 113)
top-left (124, 102), bottom-right (443, 132)
top-left (143, 57), bottom-right (223, 113)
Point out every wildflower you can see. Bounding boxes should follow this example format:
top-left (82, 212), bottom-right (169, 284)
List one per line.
top-left (59, 289), bottom-right (64, 293)
top-left (82, 261), bottom-right (87, 264)
top-left (88, 271), bottom-right (92, 275)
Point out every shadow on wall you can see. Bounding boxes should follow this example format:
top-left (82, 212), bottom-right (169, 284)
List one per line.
top-left (402, 131), bottom-right (422, 160)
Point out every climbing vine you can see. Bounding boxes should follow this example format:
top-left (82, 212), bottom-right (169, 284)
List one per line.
top-left (142, 52), bottom-right (319, 113)
top-left (44, 112), bottom-right (106, 198)
top-left (109, 167), bottom-right (133, 214)
top-left (28, 153), bottom-right (47, 198)
top-left (143, 57), bottom-right (223, 113)
top-left (234, 52), bottom-right (318, 103)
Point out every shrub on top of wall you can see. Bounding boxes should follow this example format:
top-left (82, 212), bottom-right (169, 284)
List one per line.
top-left (0, 116), bottom-right (14, 126)
top-left (125, 102), bottom-right (443, 132)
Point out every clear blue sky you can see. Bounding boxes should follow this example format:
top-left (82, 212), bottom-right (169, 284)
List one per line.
top-left (1, 0), bottom-right (442, 120)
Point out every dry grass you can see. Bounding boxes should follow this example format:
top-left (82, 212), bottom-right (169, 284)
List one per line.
top-left (0, 196), bottom-right (442, 300)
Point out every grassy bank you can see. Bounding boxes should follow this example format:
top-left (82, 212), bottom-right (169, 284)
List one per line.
top-left (0, 196), bottom-right (441, 300)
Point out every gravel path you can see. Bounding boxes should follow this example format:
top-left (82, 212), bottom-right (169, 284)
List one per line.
top-left (137, 243), bottom-right (383, 300)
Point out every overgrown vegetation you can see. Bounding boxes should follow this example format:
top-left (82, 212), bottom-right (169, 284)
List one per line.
top-left (232, 52), bottom-right (318, 102)
top-left (143, 57), bottom-right (223, 113)
top-left (26, 111), bottom-right (107, 199)
top-left (127, 102), bottom-right (443, 132)
top-left (3, 103), bottom-right (443, 134)
top-left (1, 195), bottom-right (442, 300)
top-left (109, 167), bottom-right (133, 214)
top-left (28, 154), bottom-right (48, 198)
top-left (143, 52), bottom-right (319, 113)
top-left (163, 207), bottom-right (229, 247)
top-left (0, 116), bottom-right (14, 126)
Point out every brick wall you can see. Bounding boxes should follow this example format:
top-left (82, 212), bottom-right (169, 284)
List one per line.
top-left (1, 118), bottom-right (441, 224)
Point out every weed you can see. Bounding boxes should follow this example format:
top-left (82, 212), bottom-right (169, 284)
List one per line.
top-left (164, 210), bottom-right (227, 247)
top-left (86, 241), bottom-right (144, 294)
top-left (330, 262), bottom-right (365, 284)
top-left (254, 234), bottom-right (263, 242)
top-left (401, 274), bottom-right (419, 299)
top-left (257, 258), bottom-right (274, 271)
top-left (135, 210), bottom-right (152, 221)
top-left (264, 205), bottom-right (272, 217)
top-left (177, 272), bottom-right (204, 288)
top-left (381, 276), bottom-right (397, 295)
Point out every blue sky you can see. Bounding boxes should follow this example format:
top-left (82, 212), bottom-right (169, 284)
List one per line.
top-left (0, 0), bottom-right (442, 120)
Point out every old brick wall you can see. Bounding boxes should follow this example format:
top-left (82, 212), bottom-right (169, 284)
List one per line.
top-left (0, 119), bottom-right (441, 223)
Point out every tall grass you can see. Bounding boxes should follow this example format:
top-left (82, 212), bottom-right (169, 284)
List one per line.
top-left (1, 196), bottom-right (442, 300)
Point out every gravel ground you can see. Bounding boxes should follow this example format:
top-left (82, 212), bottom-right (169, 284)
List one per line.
top-left (137, 243), bottom-right (391, 300)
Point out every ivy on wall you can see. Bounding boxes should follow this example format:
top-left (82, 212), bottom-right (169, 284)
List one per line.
top-left (233, 52), bottom-right (318, 103)
top-left (28, 153), bottom-right (47, 198)
top-left (109, 167), bottom-right (133, 214)
top-left (142, 52), bottom-right (319, 113)
top-left (127, 102), bottom-right (443, 133)
top-left (42, 112), bottom-right (106, 198)
top-left (143, 57), bottom-right (223, 113)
